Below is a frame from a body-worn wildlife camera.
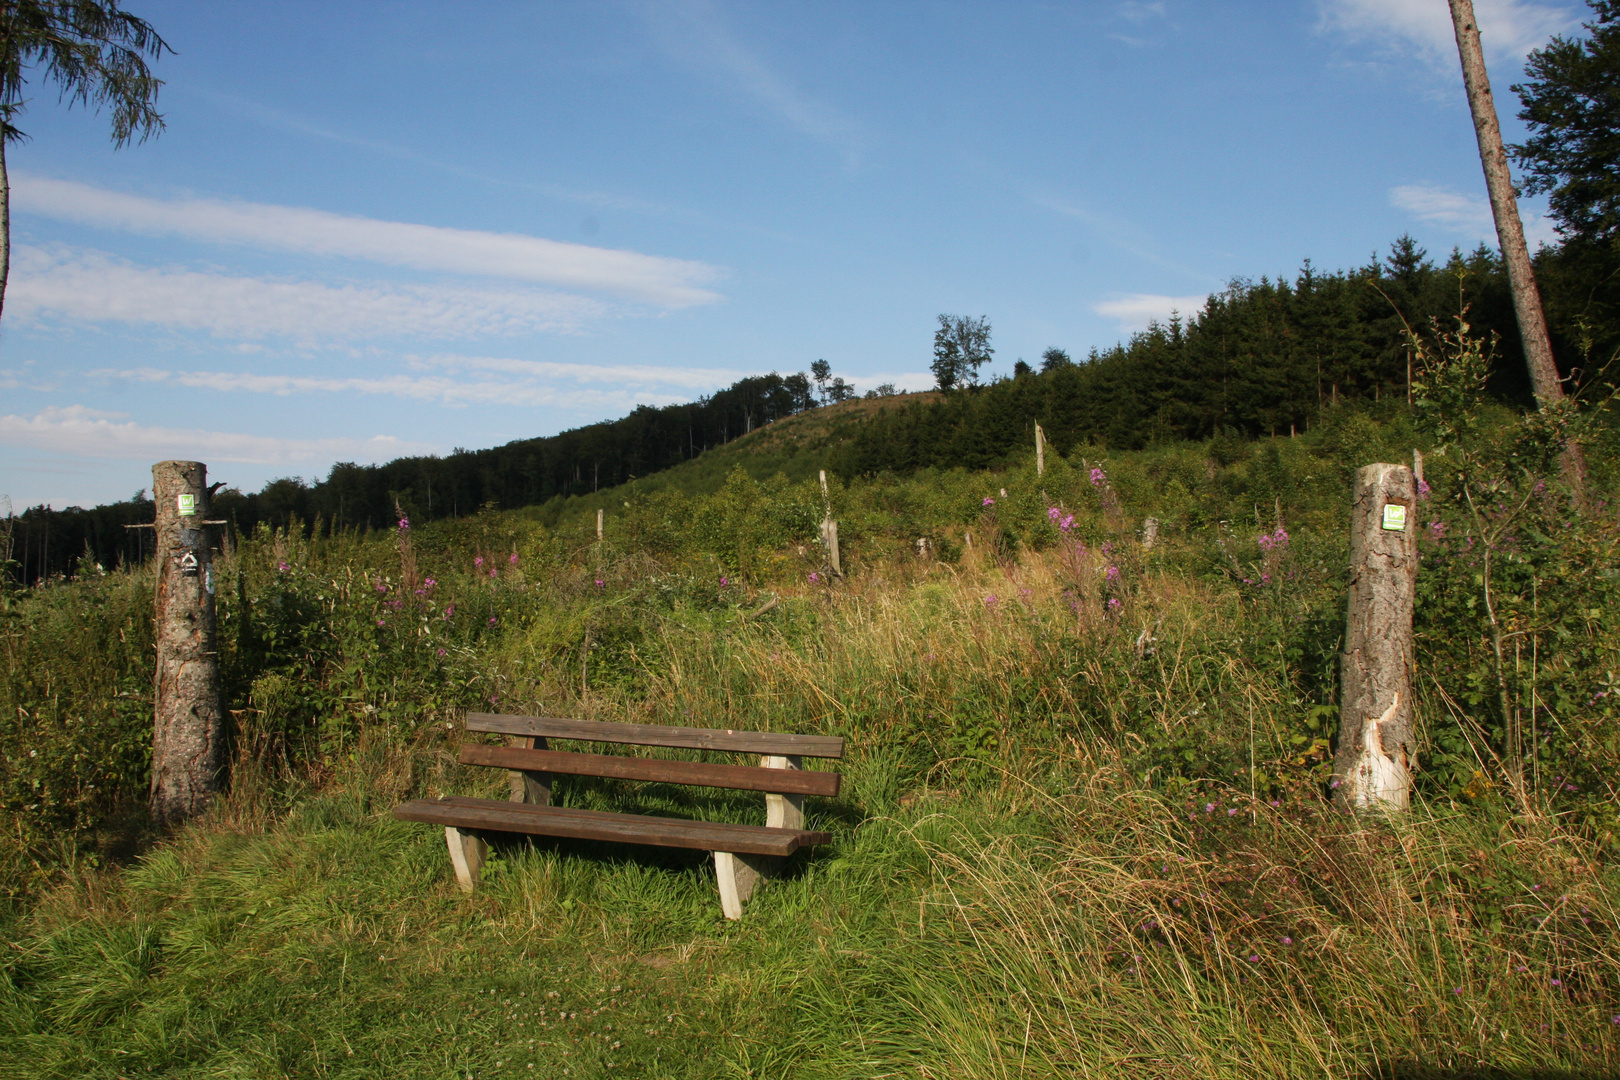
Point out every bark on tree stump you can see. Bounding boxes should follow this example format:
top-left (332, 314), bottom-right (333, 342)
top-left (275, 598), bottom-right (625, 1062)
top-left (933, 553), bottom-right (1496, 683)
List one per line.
top-left (1332, 463), bottom-right (1419, 811)
top-left (150, 460), bottom-right (224, 825)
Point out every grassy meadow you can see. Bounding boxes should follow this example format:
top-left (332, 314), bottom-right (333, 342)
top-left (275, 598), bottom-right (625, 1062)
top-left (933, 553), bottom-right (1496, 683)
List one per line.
top-left (3, 397), bottom-right (1620, 1078)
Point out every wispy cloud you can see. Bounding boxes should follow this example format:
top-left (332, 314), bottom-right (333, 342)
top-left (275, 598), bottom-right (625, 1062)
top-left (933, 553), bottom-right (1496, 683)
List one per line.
top-left (1390, 183), bottom-right (1558, 248)
top-left (1028, 191), bottom-right (1214, 285)
top-left (1117, 1), bottom-right (1167, 24)
top-left (421, 353), bottom-right (744, 390)
top-left (1094, 292), bottom-right (1210, 334)
top-left (10, 245), bottom-right (603, 341)
top-left (1318, 0), bottom-right (1578, 68)
top-left (91, 358), bottom-right (729, 411)
top-left (211, 95), bottom-right (688, 220)
top-left (13, 175), bottom-right (724, 308)
top-left (0, 405), bottom-right (435, 464)
top-left (643, 1), bottom-right (862, 166)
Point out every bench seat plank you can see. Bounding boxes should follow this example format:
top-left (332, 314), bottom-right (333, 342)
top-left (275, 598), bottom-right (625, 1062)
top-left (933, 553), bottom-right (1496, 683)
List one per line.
top-left (465, 712), bottom-right (844, 759)
top-left (459, 745), bottom-right (840, 796)
top-left (394, 796), bottom-right (830, 857)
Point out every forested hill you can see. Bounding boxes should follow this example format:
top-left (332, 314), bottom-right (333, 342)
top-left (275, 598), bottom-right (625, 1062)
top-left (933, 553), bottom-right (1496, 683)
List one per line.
top-left (3, 371), bottom-right (825, 583)
top-left (3, 236), bottom-right (1602, 585)
top-left (833, 240), bottom-right (1585, 476)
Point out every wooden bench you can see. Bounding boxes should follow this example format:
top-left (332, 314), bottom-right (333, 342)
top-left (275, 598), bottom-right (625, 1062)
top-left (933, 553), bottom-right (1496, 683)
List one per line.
top-left (393, 712), bottom-right (844, 919)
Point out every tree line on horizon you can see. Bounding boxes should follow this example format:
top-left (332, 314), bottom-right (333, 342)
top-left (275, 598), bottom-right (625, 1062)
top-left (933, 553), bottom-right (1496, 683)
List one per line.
top-left (4, 233), bottom-right (1591, 587)
top-left (832, 238), bottom-right (1593, 475)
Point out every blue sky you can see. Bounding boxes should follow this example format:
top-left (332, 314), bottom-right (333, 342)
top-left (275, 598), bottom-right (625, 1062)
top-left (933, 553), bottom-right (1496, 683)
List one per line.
top-left (0, 0), bottom-right (1585, 509)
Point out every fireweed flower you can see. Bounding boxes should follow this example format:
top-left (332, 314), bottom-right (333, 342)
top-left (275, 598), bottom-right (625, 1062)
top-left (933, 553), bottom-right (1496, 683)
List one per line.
top-left (1108, 597), bottom-right (1122, 610)
top-left (509, 552), bottom-right (519, 564)
top-left (1048, 506), bottom-right (1061, 521)
top-left (982, 496), bottom-right (995, 507)
top-left (595, 579), bottom-right (605, 588)
top-left (1090, 467), bottom-right (1107, 487)
top-left (808, 572), bottom-right (820, 583)
top-left (1106, 565), bottom-right (1120, 582)
top-left (474, 556), bottom-right (484, 568)
top-left (398, 517), bottom-right (410, 531)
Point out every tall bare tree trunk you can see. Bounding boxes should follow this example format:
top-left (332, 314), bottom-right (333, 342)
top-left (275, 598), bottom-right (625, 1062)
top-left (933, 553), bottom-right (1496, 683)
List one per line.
top-left (0, 131), bottom-right (10, 330)
top-left (150, 460), bottom-right (223, 825)
top-left (1449, 0), bottom-right (1588, 496)
top-left (1333, 463), bottom-right (1420, 811)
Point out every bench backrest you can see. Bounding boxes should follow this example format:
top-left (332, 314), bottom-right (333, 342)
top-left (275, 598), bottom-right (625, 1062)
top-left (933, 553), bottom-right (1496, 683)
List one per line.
top-left (461, 712), bottom-right (843, 799)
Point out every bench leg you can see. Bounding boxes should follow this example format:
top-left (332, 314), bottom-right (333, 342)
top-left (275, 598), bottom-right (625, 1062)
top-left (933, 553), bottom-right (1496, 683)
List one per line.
top-left (507, 735), bottom-right (552, 806)
top-left (715, 851), bottom-right (780, 919)
top-left (446, 826), bottom-right (488, 892)
top-left (761, 754), bottom-right (805, 830)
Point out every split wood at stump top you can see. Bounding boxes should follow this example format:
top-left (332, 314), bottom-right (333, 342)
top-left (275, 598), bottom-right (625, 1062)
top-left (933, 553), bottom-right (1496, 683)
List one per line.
top-left (150, 460), bottom-right (224, 825)
top-left (1332, 463), bottom-right (1419, 811)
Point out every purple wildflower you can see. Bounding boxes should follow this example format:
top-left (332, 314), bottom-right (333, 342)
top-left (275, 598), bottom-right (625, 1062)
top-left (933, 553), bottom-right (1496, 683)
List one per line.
top-left (982, 496), bottom-right (995, 507)
top-left (1090, 466), bottom-right (1106, 487)
top-left (509, 552), bottom-right (519, 564)
top-left (1105, 565), bottom-right (1120, 582)
top-left (398, 517), bottom-right (410, 531)
top-left (808, 572), bottom-right (819, 583)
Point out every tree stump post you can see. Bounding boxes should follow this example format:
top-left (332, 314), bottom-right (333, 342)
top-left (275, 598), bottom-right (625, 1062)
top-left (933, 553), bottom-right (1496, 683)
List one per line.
top-left (150, 460), bottom-right (224, 825)
top-left (1332, 463), bottom-right (1419, 811)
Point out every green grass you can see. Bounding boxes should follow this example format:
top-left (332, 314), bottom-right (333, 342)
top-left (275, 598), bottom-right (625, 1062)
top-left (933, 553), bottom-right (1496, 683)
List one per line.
top-left (5, 754), bottom-right (1618, 1079)
top-left (4, 401), bottom-right (1620, 1077)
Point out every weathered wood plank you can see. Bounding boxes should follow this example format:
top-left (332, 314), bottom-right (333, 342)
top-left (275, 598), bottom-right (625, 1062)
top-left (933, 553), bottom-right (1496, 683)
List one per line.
top-left (464, 712), bottom-right (844, 759)
top-left (393, 797), bottom-right (830, 857)
top-left (459, 745), bottom-right (840, 796)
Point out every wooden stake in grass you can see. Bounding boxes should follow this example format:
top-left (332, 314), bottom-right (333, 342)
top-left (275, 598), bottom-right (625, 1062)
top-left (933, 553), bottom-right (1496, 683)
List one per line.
top-left (1035, 421), bottom-right (1045, 477)
top-left (149, 460), bottom-right (224, 825)
top-left (1332, 463), bottom-right (1419, 812)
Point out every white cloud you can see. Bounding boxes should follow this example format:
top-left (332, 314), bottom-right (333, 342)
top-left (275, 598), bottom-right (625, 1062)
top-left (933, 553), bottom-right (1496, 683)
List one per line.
top-left (644, 1), bottom-right (861, 166)
top-left (90, 364), bottom-right (701, 412)
top-left (420, 353), bottom-right (745, 390)
top-left (1319, 0), bottom-right (1579, 67)
top-left (9, 245), bottom-right (603, 341)
top-left (1390, 183), bottom-right (1558, 248)
top-left (1117, 2), bottom-right (1167, 25)
top-left (0, 405), bottom-right (435, 464)
top-left (12, 175), bottom-right (724, 308)
top-left (1093, 293), bottom-right (1210, 334)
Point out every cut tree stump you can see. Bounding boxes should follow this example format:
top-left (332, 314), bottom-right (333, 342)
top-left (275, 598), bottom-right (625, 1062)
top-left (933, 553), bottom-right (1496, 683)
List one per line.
top-left (1332, 463), bottom-right (1419, 811)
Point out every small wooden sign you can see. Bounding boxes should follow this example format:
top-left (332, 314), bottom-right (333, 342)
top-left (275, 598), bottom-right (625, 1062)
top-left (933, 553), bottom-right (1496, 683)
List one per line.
top-left (1381, 503), bottom-right (1407, 531)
